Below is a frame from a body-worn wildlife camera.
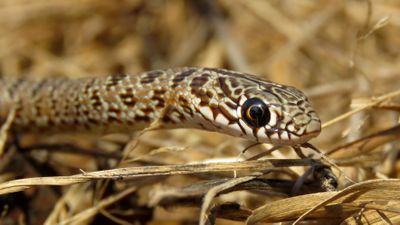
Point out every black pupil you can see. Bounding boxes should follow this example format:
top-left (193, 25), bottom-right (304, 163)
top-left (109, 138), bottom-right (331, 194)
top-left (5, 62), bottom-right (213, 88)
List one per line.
top-left (242, 98), bottom-right (270, 128)
top-left (249, 106), bottom-right (263, 119)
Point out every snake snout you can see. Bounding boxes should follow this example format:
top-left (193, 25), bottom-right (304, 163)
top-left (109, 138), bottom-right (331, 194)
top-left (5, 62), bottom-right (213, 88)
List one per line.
top-left (305, 119), bottom-right (321, 136)
top-left (291, 110), bottom-right (321, 141)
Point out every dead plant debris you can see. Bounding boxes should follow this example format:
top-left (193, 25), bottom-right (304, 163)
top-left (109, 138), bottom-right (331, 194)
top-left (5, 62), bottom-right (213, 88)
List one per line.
top-left (0, 0), bottom-right (400, 224)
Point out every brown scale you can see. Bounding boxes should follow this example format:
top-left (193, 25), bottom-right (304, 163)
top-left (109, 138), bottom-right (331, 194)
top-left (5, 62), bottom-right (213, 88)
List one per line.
top-left (218, 104), bottom-right (237, 124)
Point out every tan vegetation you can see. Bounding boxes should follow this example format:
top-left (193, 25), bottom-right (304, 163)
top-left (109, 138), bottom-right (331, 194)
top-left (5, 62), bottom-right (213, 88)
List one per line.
top-left (0, 0), bottom-right (400, 224)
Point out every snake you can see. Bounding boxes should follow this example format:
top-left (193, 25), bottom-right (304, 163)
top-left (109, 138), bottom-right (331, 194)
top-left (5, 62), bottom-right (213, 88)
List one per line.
top-left (0, 67), bottom-right (321, 146)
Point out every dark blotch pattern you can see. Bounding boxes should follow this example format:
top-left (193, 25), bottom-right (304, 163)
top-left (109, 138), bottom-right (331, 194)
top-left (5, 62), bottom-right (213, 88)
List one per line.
top-left (140, 70), bottom-right (163, 84)
top-left (91, 90), bottom-right (102, 108)
top-left (190, 74), bottom-right (210, 88)
top-left (106, 74), bottom-right (127, 91)
top-left (218, 77), bottom-right (237, 102)
top-left (119, 87), bottom-right (136, 107)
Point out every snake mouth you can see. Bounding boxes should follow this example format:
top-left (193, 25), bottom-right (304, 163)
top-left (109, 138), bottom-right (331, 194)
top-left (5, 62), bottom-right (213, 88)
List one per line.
top-left (264, 118), bottom-right (321, 145)
top-left (290, 119), bottom-right (321, 144)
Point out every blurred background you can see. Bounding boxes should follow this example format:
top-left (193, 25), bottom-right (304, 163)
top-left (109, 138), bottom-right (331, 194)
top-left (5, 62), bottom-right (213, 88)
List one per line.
top-left (1, 0), bottom-right (400, 224)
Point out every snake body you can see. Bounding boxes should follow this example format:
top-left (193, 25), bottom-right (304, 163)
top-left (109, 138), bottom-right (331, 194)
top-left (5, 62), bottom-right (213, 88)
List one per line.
top-left (0, 67), bottom-right (321, 145)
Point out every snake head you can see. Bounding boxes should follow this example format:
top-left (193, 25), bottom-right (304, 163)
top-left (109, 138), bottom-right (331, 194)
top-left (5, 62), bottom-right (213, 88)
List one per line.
top-left (234, 84), bottom-right (321, 145)
top-left (210, 68), bottom-right (321, 145)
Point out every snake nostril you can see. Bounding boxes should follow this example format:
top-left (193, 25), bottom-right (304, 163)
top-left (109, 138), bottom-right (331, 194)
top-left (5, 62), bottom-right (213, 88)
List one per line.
top-left (306, 120), bottom-right (321, 134)
top-left (292, 114), bottom-right (309, 129)
top-left (294, 123), bottom-right (302, 130)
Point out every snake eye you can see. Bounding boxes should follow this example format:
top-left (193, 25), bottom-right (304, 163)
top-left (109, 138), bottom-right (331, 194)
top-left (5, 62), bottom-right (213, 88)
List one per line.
top-left (241, 98), bottom-right (270, 128)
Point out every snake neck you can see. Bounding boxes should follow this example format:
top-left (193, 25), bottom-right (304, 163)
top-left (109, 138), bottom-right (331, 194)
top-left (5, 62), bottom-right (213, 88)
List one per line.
top-left (0, 68), bottom-right (223, 134)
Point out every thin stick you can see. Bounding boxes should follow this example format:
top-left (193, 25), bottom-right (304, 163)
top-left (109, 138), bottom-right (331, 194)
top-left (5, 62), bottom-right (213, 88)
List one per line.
top-left (322, 89), bottom-right (400, 129)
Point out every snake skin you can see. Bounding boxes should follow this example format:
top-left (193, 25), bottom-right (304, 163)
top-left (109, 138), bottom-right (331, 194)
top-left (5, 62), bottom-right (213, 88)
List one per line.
top-left (0, 67), bottom-right (321, 145)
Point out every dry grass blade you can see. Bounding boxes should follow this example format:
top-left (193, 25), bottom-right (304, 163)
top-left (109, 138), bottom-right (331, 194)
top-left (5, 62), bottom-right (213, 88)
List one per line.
top-left (246, 179), bottom-right (400, 224)
top-left (322, 89), bottom-right (400, 129)
top-left (150, 178), bottom-right (314, 209)
top-left (0, 106), bottom-right (15, 156)
top-left (0, 159), bottom-right (316, 195)
top-left (199, 176), bottom-right (256, 225)
top-left (342, 201), bottom-right (400, 225)
top-left (327, 124), bottom-right (400, 159)
top-left (56, 186), bottom-right (137, 225)
top-left (293, 179), bottom-right (400, 224)
top-left (247, 192), bottom-right (338, 224)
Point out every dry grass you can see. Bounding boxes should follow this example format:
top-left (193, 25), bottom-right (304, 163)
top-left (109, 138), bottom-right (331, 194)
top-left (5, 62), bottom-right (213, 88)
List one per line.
top-left (0, 0), bottom-right (400, 224)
